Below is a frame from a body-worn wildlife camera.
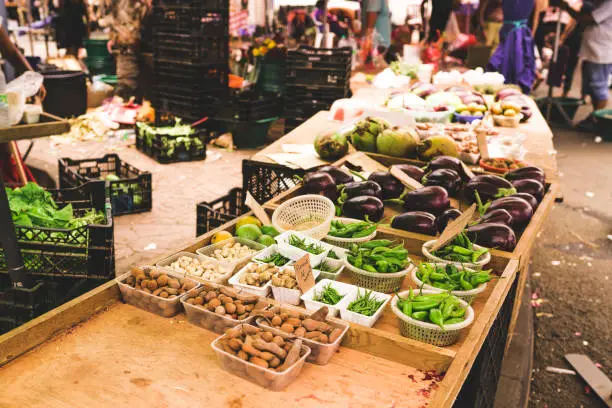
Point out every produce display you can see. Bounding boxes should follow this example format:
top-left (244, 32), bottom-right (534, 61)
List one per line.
top-left (256, 306), bottom-right (344, 344)
top-left (430, 232), bottom-right (489, 264)
top-left (184, 285), bottom-right (264, 321)
top-left (271, 268), bottom-right (299, 290)
top-left (255, 251), bottom-right (292, 267)
top-left (416, 263), bottom-right (493, 291)
top-left (215, 324), bottom-right (306, 372)
top-left (313, 283), bottom-right (345, 305)
top-left (124, 266), bottom-right (197, 297)
top-left (347, 289), bottom-right (385, 317)
top-left (346, 240), bottom-right (410, 273)
top-left (396, 290), bottom-right (468, 328)
top-left (166, 255), bottom-right (226, 281)
top-left (288, 234), bottom-right (326, 255)
top-left (238, 262), bottom-right (278, 287)
top-left (206, 240), bottom-right (260, 263)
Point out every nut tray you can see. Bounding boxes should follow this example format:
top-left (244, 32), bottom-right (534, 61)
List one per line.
top-left (116, 270), bottom-right (199, 317)
top-left (212, 324), bottom-right (311, 391)
top-left (180, 283), bottom-right (268, 334)
top-left (255, 305), bottom-right (349, 365)
top-left (196, 237), bottom-right (265, 273)
top-left (156, 251), bottom-right (232, 284)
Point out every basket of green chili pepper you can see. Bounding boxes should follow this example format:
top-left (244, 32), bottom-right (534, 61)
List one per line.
top-left (391, 289), bottom-right (474, 346)
top-left (411, 262), bottom-right (492, 302)
top-left (422, 232), bottom-right (491, 270)
top-left (344, 239), bottom-right (412, 293)
top-left (313, 258), bottom-right (345, 281)
top-left (324, 218), bottom-right (377, 249)
top-left (339, 288), bottom-right (391, 328)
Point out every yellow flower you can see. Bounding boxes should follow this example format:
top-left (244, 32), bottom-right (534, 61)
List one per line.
top-left (259, 46), bottom-right (268, 55)
top-left (267, 40), bottom-right (276, 49)
top-left (263, 38), bottom-right (271, 45)
top-left (252, 48), bottom-right (260, 57)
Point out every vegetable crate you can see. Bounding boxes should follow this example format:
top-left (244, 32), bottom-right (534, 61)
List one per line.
top-left (135, 121), bottom-right (211, 164)
top-left (152, 6), bottom-right (228, 38)
top-left (241, 159), bottom-right (305, 204)
top-left (154, 0), bottom-right (227, 8)
top-left (153, 35), bottom-right (228, 66)
top-left (195, 187), bottom-right (246, 236)
top-left (216, 90), bottom-right (282, 122)
top-left (285, 46), bottom-right (351, 88)
top-left (58, 154), bottom-right (153, 216)
top-left (0, 181), bottom-right (114, 280)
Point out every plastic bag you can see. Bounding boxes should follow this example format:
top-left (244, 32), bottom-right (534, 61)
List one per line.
top-left (6, 72), bottom-right (44, 125)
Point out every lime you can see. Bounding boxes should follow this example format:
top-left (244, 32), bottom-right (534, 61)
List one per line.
top-left (261, 225), bottom-right (280, 238)
top-left (257, 234), bottom-right (275, 247)
top-left (212, 230), bottom-right (233, 244)
top-left (235, 224), bottom-right (262, 241)
top-left (236, 216), bottom-right (262, 229)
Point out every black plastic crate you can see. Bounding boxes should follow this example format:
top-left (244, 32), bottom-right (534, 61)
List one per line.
top-left (283, 99), bottom-right (333, 118)
top-left (152, 93), bottom-right (222, 123)
top-left (283, 117), bottom-right (306, 133)
top-left (217, 90), bottom-right (282, 122)
top-left (155, 0), bottom-right (228, 9)
top-left (286, 46), bottom-right (351, 69)
top-left (135, 121), bottom-right (211, 163)
top-left (154, 35), bottom-right (228, 65)
top-left (0, 280), bottom-right (45, 325)
top-left (153, 6), bottom-right (228, 37)
top-left (0, 318), bottom-right (16, 335)
top-left (58, 154), bottom-right (153, 216)
top-left (285, 65), bottom-right (350, 87)
top-left (242, 159), bottom-right (304, 204)
top-left (284, 84), bottom-right (349, 102)
top-left (196, 187), bottom-right (246, 236)
top-left (153, 62), bottom-right (229, 87)
top-left (0, 182), bottom-right (114, 279)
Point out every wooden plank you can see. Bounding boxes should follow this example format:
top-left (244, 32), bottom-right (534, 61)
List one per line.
top-left (0, 279), bottom-right (120, 367)
top-left (0, 112), bottom-right (70, 143)
top-left (565, 354), bottom-right (612, 407)
top-left (428, 259), bottom-right (521, 408)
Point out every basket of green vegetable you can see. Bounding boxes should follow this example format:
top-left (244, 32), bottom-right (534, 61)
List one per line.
top-left (135, 120), bottom-right (209, 164)
top-left (313, 258), bottom-right (344, 281)
top-left (339, 288), bottom-right (391, 327)
top-left (422, 232), bottom-right (491, 270)
top-left (391, 289), bottom-right (475, 346)
top-left (344, 240), bottom-right (412, 293)
top-left (323, 218), bottom-right (377, 249)
top-left (0, 181), bottom-right (114, 279)
top-left (410, 263), bottom-right (491, 302)
top-left (275, 231), bottom-right (332, 267)
top-left (59, 154), bottom-right (152, 216)
top-left (300, 279), bottom-right (357, 317)
top-left (253, 245), bottom-right (293, 267)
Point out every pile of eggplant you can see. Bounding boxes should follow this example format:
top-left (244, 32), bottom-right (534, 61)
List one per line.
top-left (300, 158), bottom-right (546, 253)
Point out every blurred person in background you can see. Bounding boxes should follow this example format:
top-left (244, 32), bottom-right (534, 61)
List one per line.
top-left (54, 0), bottom-right (89, 57)
top-left (561, 0), bottom-right (612, 131)
top-left (427, 0), bottom-right (453, 43)
top-left (478, 0), bottom-right (503, 49)
top-left (312, 1), bottom-right (349, 39)
top-left (362, 0), bottom-right (393, 62)
top-left (105, 0), bottom-right (150, 101)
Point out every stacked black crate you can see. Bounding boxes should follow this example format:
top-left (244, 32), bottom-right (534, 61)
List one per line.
top-left (151, 0), bottom-right (229, 122)
top-left (283, 46), bottom-right (351, 133)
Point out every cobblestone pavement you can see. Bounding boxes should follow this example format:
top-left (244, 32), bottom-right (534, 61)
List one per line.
top-left (18, 136), bottom-right (255, 274)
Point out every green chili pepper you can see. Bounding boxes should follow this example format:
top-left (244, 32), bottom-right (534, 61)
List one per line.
top-left (402, 301), bottom-right (413, 316)
top-left (449, 307), bottom-right (466, 318)
top-left (359, 239), bottom-right (393, 249)
top-left (442, 299), bottom-right (458, 319)
top-left (411, 300), bottom-right (441, 311)
top-left (443, 317), bottom-right (465, 325)
top-left (363, 264), bottom-right (378, 273)
top-left (411, 311), bottom-right (428, 321)
top-left (460, 273), bottom-right (474, 290)
top-left (429, 308), bottom-right (444, 328)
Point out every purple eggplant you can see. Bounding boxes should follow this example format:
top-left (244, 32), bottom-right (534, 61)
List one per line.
top-left (401, 186), bottom-right (450, 215)
top-left (303, 172), bottom-right (338, 201)
top-left (505, 166), bottom-right (545, 185)
top-left (394, 164), bottom-right (425, 181)
top-left (342, 196), bottom-right (385, 222)
top-left (478, 209), bottom-right (513, 226)
top-left (520, 106), bottom-right (532, 122)
top-left (340, 181), bottom-right (382, 202)
top-left (510, 193), bottom-right (538, 211)
top-left (427, 156), bottom-right (470, 180)
top-left (436, 208), bottom-right (462, 233)
top-left (317, 165), bottom-right (354, 185)
top-left (467, 222), bottom-right (517, 252)
top-left (464, 174), bottom-right (516, 203)
top-left (368, 171), bottom-right (404, 199)
top-left (422, 169), bottom-right (462, 195)
top-left (511, 179), bottom-right (545, 202)
top-left (391, 211), bottom-right (437, 235)
top-left (486, 196), bottom-right (533, 227)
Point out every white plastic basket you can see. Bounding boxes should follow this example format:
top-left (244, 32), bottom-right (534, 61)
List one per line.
top-left (391, 289), bottom-right (475, 347)
top-left (422, 240), bottom-right (491, 270)
top-left (409, 263), bottom-right (488, 303)
top-left (275, 231), bottom-right (332, 267)
top-left (313, 258), bottom-right (344, 281)
top-left (252, 245), bottom-right (294, 268)
top-left (156, 252), bottom-right (232, 284)
top-left (271, 194), bottom-right (335, 240)
top-left (270, 266), bottom-right (320, 306)
top-left (228, 262), bottom-right (274, 297)
top-left (338, 288), bottom-right (391, 328)
top-left (344, 259), bottom-right (411, 294)
top-left (323, 217), bottom-right (377, 249)
top-left (300, 279), bottom-right (358, 317)
top-left (196, 237), bottom-right (265, 273)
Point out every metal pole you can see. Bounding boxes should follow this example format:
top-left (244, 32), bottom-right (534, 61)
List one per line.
top-left (545, 8), bottom-right (563, 121)
top-left (0, 168), bottom-right (33, 288)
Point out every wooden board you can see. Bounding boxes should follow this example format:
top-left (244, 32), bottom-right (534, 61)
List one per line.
top-left (0, 112), bottom-right (70, 143)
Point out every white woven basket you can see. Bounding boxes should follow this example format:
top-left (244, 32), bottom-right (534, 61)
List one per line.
top-left (271, 195), bottom-right (335, 240)
top-left (391, 289), bottom-right (475, 347)
top-left (422, 240), bottom-right (491, 270)
top-left (409, 263), bottom-right (487, 303)
top-left (344, 259), bottom-right (411, 294)
top-left (323, 217), bottom-right (377, 249)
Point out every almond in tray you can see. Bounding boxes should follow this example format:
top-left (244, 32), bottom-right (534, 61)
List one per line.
top-left (126, 266), bottom-right (196, 298)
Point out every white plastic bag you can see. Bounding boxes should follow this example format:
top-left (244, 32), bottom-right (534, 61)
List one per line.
top-left (6, 71), bottom-right (44, 125)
